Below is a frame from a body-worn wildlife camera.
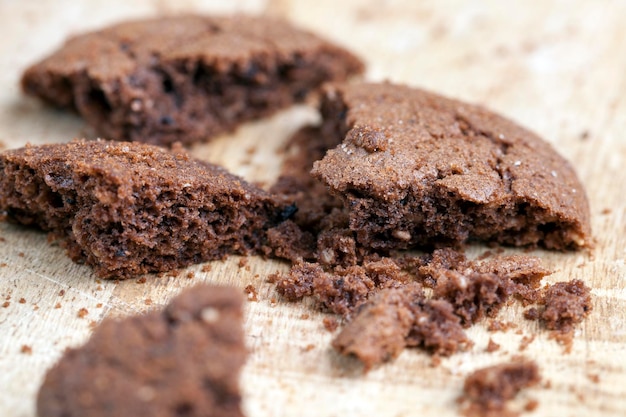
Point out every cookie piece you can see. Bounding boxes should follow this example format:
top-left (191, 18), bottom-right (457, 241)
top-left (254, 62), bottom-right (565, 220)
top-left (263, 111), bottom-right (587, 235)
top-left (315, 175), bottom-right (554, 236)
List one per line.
top-left (37, 284), bottom-right (246, 417)
top-left (0, 140), bottom-right (286, 278)
top-left (312, 82), bottom-right (591, 250)
top-left (21, 15), bottom-right (364, 146)
top-left (461, 361), bottom-right (540, 417)
top-left (332, 284), bottom-right (421, 371)
top-left (332, 284), bottom-right (470, 370)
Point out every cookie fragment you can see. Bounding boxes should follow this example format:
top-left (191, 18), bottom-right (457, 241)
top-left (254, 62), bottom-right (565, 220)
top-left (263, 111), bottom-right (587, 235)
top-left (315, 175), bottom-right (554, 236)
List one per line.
top-left (461, 361), bottom-right (540, 417)
top-left (312, 82), bottom-right (591, 251)
top-left (37, 284), bottom-right (247, 417)
top-left (0, 140), bottom-right (286, 278)
top-left (22, 15), bottom-right (364, 146)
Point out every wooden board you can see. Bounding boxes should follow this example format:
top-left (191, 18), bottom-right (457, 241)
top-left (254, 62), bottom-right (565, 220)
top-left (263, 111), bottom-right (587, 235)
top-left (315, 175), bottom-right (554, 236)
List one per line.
top-left (1, 1), bottom-right (626, 416)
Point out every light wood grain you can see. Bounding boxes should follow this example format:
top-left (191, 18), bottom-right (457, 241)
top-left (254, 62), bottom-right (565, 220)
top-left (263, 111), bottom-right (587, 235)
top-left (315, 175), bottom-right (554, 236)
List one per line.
top-left (1, 1), bottom-right (625, 416)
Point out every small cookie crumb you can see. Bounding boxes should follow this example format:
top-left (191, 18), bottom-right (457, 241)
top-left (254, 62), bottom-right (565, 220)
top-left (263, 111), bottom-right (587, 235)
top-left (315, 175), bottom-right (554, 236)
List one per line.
top-left (518, 335), bottom-right (535, 351)
top-left (21, 345), bottom-right (33, 355)
top-left (77, 308), bottom-right (89, 318)
top-left (54, 303), bottom-right (62, 309)
top-left (144, 299), bottom-right (153, 306)
top-left (18, 298), bottom-right (26, 304)
top-left (244, 285), bottom-right (258, 302)
top-left (136, 277), bottom-right (147, 284)
top-left (2, 301), bottom-right (9, 308)
top-left (486, 338), bottom-right (501, 353)
top-left (323, 317), bottom-right (339, 332)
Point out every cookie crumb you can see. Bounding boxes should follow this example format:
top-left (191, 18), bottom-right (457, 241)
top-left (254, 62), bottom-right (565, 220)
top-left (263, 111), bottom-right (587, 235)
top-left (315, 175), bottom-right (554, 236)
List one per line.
top-left (20, 345), bottom-right (33, 355)
top-left (487, 320), bottom-right (517, 332)
top-left (77, 308), bottom-right (89, 318)
top-left (58, 290), bottom-right (66, 297)
top-left (244, 285), bottom-right (258, 302)
top-left (137, 277), bottom-right (147, 284)
top-left (525, 399), bottom-right (539, 412)
top-left (323, 317), bottom-right (339, 332)
top-left (486, 338), bottom-right (501, 353)
top-left (144, 299), bottom-right (153, 306)
top-left (54, 303), bottom-right (62, 309)
top-left (587, 373), bottom-right (600, 384)
top-left (19, 298), bottom-right (26, 304)
top-left (96, 303), bottom-right (103, 308)
top-left (201, 264), bottom-right (213, 273)
top-left (186, 271), bottom-right (195, 279)
top-left (2, 301), bottom-right (9, 308)
top-left (518, 335), bottom-right (535, 351)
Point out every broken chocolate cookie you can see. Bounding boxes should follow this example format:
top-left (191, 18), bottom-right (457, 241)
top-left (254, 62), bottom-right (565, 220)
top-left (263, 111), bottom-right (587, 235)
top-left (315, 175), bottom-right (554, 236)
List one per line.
top-left (0, 140), bottom-right (286, 278)
top-left (22, 15), bottom-right (364, 146)
top-left (312, 82), bottom-right (591, 251)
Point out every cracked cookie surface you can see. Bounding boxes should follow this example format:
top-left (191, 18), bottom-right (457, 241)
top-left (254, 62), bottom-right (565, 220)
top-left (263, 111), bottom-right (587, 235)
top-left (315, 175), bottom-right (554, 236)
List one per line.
top-left (312, 82), bottom-right (591, 250)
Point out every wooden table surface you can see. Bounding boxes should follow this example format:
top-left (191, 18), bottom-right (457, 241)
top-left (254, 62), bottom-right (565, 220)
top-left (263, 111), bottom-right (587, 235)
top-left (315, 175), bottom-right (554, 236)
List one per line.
top-left (1, 1), bottom-right (626, 416)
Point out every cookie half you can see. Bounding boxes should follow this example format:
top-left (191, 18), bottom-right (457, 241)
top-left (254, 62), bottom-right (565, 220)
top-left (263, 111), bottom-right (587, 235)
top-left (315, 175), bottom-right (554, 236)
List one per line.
top-left (0, 140), bottom-right (287, 278)
top-left (22, 15), bottom-right (364, 146)
top-left (312, 82), bottom-right (591, 250)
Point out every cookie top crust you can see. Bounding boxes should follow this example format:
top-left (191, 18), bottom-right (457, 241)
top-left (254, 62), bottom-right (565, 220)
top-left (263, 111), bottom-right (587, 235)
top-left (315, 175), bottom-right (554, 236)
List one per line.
top-left (23, 15), bottom-right (362, 87)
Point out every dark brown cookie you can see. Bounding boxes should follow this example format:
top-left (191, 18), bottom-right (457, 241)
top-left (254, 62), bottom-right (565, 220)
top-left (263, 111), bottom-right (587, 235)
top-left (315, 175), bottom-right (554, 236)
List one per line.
top-left (21, 15), bottom-right (364, 146)
top-left (0, 140), bottom-right (287, 278)
top-left (37, 284), bottom-right (247, 417)
top-left (312, 82), bottom-right (591, 251)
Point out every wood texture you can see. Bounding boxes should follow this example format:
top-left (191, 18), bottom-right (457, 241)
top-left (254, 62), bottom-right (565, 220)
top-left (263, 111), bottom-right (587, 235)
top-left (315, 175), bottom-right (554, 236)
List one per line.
top-left (1, 1), bottom-right (625, 416)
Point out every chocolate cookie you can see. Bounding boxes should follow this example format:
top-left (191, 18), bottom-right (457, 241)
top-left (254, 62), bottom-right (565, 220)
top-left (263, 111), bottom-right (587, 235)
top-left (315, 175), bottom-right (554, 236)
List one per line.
top-left (37, 284), bottom-right (247, 417)
top-left (21, 15), bottom-right (364, 146)
top-left (312, 82), bottom-right (591, 250)
top-left (0, 140), bottom-right (287, 278)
